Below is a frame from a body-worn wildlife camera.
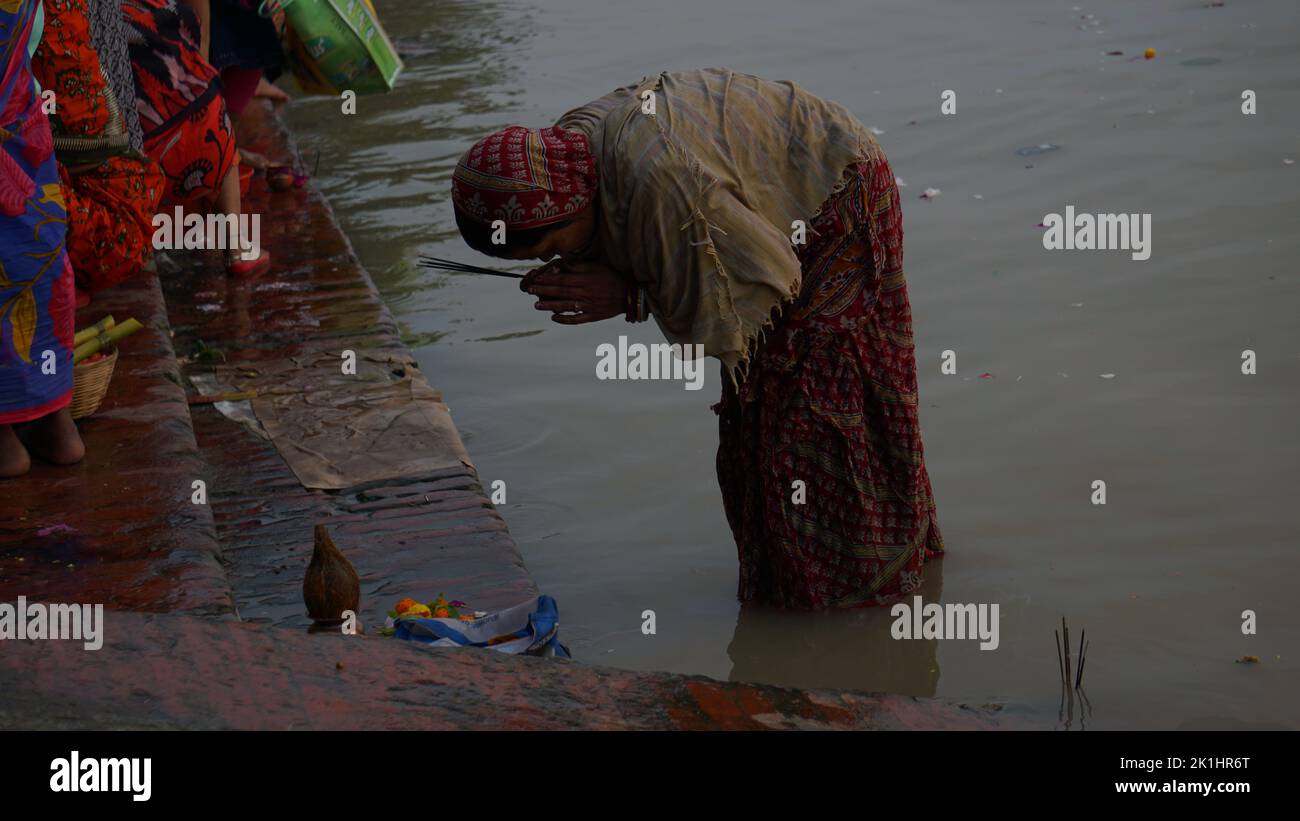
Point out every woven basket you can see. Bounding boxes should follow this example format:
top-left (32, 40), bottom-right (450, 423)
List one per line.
top-left (70, 346), bottom-right (118, 420)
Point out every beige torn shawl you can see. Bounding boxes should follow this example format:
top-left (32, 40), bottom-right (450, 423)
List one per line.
top-left (557, 68), bottom-right (881, 380)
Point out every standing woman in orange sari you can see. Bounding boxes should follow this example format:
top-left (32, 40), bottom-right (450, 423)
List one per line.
top-left (32, 0), bottom-right (164, 293)
top-left (120, 0), bottom-right (270, 274)
top-left (1, 0), bottom-right (85, 477)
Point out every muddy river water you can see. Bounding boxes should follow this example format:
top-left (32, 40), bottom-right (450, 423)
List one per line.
top-left (286, 0), bottom-right (1299, 728)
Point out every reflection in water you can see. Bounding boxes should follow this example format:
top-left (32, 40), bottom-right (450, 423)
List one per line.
top-left (286, 0), bottom-right (536, 303)
top-left (1059, 684), bottom-right (1094, 731)
top-left (729, 561), bottom-right (945, 697)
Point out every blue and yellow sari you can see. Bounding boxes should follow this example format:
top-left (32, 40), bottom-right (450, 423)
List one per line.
top-left (1, 0), bottom-right (74, 425)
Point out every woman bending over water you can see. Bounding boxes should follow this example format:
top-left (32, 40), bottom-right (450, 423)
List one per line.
top-left (451, 68), bottom-right (943, 609)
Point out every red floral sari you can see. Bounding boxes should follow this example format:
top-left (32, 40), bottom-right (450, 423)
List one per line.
top-left (715, 153), bottom-right (944, 609)
top-left (32, 0), bottom-right (164, 292)
top-left (121, 0), bottom-right (237, 208)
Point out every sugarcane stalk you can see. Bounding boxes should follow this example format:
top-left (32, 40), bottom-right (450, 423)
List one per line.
top-left (187, 390), bottom-right (258, 405)
top-left (73, 316), bottom-right (115, 347)
top-left (73, 318), bottom-right (143, 364)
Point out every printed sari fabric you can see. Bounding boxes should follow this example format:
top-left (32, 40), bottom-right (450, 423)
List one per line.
top-left (1, 0), bottom-right (76, 425)
top-left (33, 0), bottom-right (163, 292)
top-left (121, 0), bottom-right (237, 208)
top-left (714, 154), bottom-right (944, 608)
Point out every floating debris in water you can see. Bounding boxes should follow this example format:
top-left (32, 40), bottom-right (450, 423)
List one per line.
top-left (869, 126), bottom-right (885, 136)
top-left (1100, 373), bottom-right (1116, 379)
top-left (979, 372), bottom-right (994, 379)
top-left (1145, 48), bottom-right (1157, 59)
top-left (973, 194), bottom-right (984, 200)
top-left (920, 187), bottom-right (942, 199)
top-left (1016, 143), bottom-right (1060, 157)
top-left (1180, 56), bottom-right (1222, 66)
top-left (1236, 655), bottom-right (1260, 664)
top-left (895, 176), bottom-right (908, 187)
top-left (1284, 159), bottom-right (1296, 165)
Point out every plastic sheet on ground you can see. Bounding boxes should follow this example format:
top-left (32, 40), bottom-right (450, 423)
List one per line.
top-left (189, 372), bottom-right (270, 441)
top-left (200, 348), bottom-right (472, 490)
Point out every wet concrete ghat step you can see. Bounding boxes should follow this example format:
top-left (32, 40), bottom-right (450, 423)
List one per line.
top-left (158, 100), bottom-right (536, 629)
top-left (0, 610), bottom-right (1011, 730)
top-left (0, 272), bottom-right (232, 618)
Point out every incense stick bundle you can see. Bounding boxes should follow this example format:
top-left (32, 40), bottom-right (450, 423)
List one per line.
top-left (416, 255), bottom-right (524, 279)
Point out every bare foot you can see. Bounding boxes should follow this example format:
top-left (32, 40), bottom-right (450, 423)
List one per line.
top-left (255, 76), bottom-right (291, 102)
top-left (0, 425), bottom-right (31, 478)
top-left (23, 407), bottom-right (85, 466)
top-left (238, 148), bottom-right (271, 171)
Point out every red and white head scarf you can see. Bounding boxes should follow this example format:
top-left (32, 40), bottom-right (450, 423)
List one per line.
top-left (451, 125), bottom-right (597, 230)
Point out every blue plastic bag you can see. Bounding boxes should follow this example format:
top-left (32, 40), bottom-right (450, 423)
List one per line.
top-left (391, 595), bottom-right (570, 659)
